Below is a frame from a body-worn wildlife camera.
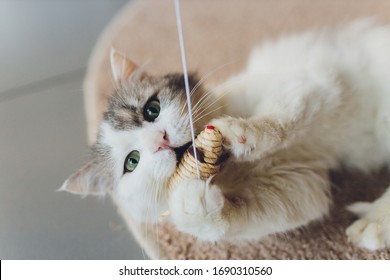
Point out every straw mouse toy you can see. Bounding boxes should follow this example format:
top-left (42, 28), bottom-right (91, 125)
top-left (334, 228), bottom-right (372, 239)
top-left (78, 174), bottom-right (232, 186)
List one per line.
top-left (168, 125), bottom-right (225, 190)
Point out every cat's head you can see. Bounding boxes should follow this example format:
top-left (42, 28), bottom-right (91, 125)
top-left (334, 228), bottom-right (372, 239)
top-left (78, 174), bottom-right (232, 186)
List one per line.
top-left (61, 49), bottom-right (207, 221)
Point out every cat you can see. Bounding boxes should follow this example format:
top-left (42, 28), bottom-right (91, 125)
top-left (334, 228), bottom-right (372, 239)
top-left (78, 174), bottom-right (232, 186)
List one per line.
top-left (62, 20), bottom-right (390, 251)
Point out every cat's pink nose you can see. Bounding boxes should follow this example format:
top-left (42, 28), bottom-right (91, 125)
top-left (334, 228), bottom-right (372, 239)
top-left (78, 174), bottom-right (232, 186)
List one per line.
top-left (156, 131), bottom-right (172, 151)
top-left (152, 130), bottom-right (172, 152)
top-left (143, 130), bottom-right (173, 153)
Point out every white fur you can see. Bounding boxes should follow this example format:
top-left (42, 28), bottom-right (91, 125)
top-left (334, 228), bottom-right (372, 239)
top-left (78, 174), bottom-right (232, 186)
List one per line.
top-left (100, 110), bottom-right (183, 222)
top-left (169, 178), bottom-right (228, 241)
top-left (169, 20), bottom-right (390, 248)
top-left (221, 21), bottom-right (390, 169)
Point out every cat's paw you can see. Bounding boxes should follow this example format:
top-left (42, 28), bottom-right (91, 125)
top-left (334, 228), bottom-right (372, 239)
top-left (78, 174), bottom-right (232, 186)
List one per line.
top-left (346, 202), bottom-right (390, 250)
top-left (168, 178), bottom-right (229, 241)
top-left (210, 117), bottom-right (256, 160)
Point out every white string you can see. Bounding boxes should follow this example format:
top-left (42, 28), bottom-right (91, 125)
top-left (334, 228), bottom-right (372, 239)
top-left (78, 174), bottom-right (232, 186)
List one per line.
top-left (174, 0), bottom-right (201, 178)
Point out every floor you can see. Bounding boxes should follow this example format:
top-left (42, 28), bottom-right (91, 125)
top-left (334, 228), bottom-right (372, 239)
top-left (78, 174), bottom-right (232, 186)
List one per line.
top-left (0, 0), bottom-right (146, 259)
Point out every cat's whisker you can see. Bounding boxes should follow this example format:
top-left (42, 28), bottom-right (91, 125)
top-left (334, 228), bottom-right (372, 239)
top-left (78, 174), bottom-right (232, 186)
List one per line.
top-left (189, 60), bottom-right (239, 97)
top-left (180, 66), bottom-right (242, 118)
top-left (180, 99), bottom-right (189, 115)
top-left (193, 104), bottom-right (227, 124)
top-left (194, 82), bottom-right (245, 121)
top-left (193, 104), bottom-right (224, 124)
top-left (177, 117), bottom-right (187, 130)
top-left (192, 86), bottom-right (235, 121)
top-left (191, 77), bottom-right (243, 115)
top-left (193, 95), bottom-right (225, 120)
top-left (178, 110), bottom-right (191, 128)
top-left (192, 79), bottom-right (232, 107)
top-left (185, 72), bottom-right (245, 118)
top-left (191, 86), bottom-right (217, 113)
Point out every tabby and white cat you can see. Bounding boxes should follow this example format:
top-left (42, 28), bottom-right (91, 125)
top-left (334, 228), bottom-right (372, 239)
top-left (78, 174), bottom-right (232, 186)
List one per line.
top-left (62, 20), bottom-right (390, 250)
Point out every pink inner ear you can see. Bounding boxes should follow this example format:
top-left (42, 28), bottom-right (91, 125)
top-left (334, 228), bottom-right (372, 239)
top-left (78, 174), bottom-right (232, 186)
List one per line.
top-left (110, 49), bottom-right (139, 82)
top-left (206, 125), bottom-right (215, 130)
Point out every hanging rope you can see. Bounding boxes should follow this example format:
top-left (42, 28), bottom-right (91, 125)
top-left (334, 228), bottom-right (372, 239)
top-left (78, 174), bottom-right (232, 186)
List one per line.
top-left (174, 0), bottom-right (201, 179)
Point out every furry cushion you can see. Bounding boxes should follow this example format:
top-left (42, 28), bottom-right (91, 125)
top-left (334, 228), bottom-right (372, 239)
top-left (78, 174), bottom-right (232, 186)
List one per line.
top-left (83, 0), bottom-right (390, 259)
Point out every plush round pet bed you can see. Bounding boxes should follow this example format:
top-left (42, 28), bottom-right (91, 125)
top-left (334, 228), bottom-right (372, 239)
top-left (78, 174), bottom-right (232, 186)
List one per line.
top-left (83, 0), bottom-right (390, 259)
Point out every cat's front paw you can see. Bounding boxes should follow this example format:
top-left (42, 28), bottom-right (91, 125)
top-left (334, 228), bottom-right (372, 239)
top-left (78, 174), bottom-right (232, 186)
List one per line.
top-left (168, 178), bottom-right (229, 241)
top-left (346, 202), bottom-right (390, 250)
top-left (210, 117), bottom-right (256, 160)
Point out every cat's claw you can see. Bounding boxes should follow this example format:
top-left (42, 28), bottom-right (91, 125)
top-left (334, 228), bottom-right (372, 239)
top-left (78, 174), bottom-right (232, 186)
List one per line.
top-left (346, 201), bottom-right (390, 250)
top-left (210, 117), bottom-right (256, 160)
top-left (168, 178), bottom-right (228, 241)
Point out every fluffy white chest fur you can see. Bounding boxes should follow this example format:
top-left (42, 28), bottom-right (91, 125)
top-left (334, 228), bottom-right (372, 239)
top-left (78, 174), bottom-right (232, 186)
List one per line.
top-left (63, 20), bottom-right (390, 251)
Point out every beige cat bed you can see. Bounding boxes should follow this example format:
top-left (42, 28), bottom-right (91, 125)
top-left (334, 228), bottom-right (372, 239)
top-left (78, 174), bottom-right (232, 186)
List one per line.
top-left (84, 0), bottom-right (390, 259)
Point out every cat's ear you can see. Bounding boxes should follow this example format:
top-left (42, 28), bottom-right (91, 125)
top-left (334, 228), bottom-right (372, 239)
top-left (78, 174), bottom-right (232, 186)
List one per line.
top-left (59, 160), bottom-right (112, 196)
top-left (110, 48), bottom-right (140, 83)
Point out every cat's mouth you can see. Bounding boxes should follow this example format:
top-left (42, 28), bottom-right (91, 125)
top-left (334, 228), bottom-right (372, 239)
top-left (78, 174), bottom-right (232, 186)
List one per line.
top-left (174, 141), bottom-right (192, 163)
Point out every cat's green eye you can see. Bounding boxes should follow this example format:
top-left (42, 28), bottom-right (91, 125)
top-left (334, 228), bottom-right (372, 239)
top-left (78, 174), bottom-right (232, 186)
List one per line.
top-left (144, 99), bottom-right (161, 122)
top-left (124, 151), bottom-right (140, 173)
